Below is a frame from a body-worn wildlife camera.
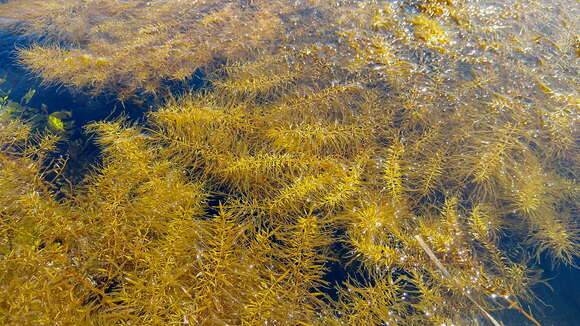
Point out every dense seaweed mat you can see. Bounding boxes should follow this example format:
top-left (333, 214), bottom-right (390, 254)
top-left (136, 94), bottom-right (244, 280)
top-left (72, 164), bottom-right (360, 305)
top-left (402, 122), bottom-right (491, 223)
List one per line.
top-left (0, 0), bottom-right (578, 325)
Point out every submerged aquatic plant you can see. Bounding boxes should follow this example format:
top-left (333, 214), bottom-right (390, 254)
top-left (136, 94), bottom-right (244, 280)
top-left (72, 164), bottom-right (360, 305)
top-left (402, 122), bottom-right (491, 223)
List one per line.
top-left (0, 0), bottom-right (291, 99)
top-left (0, 0), bottom-right (578, 325)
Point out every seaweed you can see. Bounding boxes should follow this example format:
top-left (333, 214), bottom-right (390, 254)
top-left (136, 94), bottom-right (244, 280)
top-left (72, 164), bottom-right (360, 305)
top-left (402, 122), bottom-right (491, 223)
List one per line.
top-left (0, 0), bottom-right (578, 325)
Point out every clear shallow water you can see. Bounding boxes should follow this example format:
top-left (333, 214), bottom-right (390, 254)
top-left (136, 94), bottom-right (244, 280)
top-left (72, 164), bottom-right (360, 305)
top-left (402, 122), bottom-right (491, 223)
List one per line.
top-left (0, 1), bottom-right (577, 325)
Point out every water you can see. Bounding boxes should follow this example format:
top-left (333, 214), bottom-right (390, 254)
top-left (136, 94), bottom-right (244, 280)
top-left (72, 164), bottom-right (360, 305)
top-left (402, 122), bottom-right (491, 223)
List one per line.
top-left (0, 1), bottom-right (577, 325)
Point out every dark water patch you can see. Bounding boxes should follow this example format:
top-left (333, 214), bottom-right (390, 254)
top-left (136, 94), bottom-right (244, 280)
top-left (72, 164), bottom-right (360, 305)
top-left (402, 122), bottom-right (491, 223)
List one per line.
top-left (1, 30), bottom-right (208, 189)
top-left (1, 30), bottom-right (206, 125)
top-left (0, 32), bottom-right (137, 191)
top-left (532, 254), bottom-right (580, 326)
top-left (0, 32), bottom-right (128, 121)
